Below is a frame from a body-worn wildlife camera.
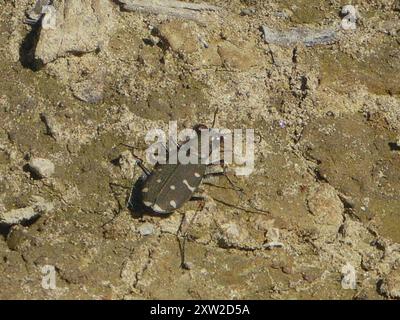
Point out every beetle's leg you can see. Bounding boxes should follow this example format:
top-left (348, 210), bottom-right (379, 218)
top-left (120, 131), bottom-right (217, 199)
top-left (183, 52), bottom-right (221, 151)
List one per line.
top-left (204, 172), bottom-right (243, 193)
top-left (126, 183), bottom-right (140, 211)
top-left (25, 17), bottom-right (40, 25)
top-left (189, 195), bottom-right (205, 202)
top-left (178, 202), bottom-right (204, 270)
top-left (204, 159), bottom-right (225, 176)
top-left (205, 161), bottom-right (244, 193)
top-left (135, 159), bottom-right (151, 176)
top-left (206, 158), bottom-right (225, 167)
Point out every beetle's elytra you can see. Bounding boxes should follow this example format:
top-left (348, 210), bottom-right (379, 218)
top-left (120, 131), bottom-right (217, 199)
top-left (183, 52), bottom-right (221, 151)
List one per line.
top-left (141, 162), bottom-right (207, 214)
top-left (133, 124), bottom-right (220, 215)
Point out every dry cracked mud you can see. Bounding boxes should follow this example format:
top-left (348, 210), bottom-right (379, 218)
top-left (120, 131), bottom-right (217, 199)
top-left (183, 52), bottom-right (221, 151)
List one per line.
top-left (0, 0), bottom-right (399, 299)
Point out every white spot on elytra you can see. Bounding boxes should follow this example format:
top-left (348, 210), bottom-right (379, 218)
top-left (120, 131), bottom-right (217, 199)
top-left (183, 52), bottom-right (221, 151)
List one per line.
top-left (142, 188), bottom-right (149, 193)
top-left (143, 201), bottom-right (153, 207)
top-left (157, 179), bottom-right (161, 183)
top-left (170, 200), bottom-right (177, 208)
top-left (183, 179), bottom-right (196, 192)
top-left (194, 172), bottom-right (201, 178)
top-left (170, 185), bottom-right (176, 190)
top-left (152, 204), bottom-right (167, 213)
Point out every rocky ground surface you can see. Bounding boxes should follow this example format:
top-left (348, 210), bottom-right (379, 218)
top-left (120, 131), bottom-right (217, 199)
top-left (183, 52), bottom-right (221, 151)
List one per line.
top-left (0, 0), bottom-right (400, 299)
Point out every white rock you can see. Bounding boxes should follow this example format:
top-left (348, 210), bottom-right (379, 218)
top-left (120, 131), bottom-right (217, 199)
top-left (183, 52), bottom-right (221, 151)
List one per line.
top-left (217, 222), bottom-right (250, 248)
top-left (341, 5), bottom-right (358, 30)
top-left (0, 196), bottom-right (53, 225)
top-left (262, 25), bottom-right (337, 47)
top-left (341, 263), bottom-right (357, 290)
top-left (0, 207), bottom-right (36, 225)
top-left (31, 196), bottom-right (54, 213)
top-left (264, 228), bottom-right (284, 249)
top-left (35, 0), bottom-right (115, 64)
top-left (138, 223), bottom-right (155, 236)
top-left (41, 5), bottom-right (57, 30)
top-left (28, 158), bottom-right (55, 178)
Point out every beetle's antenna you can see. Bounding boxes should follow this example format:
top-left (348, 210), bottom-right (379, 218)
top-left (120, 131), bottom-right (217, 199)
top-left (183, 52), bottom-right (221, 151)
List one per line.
top-left (119, 143), bottom-right (152, 176)
top-left (135, 160), bottom-right (151, 176)
top-left (119, 143), bottom-right (136, 149)
top-left (211, 196), bottom-right (270, 215)
top-left (221, 177), bottom-right (271, 215)
top-left (204, 173), bottom-right (243, 193)
top-left (222, 170), bottom-right (244, 193)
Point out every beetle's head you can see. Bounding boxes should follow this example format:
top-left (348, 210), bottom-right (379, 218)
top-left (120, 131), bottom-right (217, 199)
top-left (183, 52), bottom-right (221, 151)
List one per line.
top-left (193, 124), bottom-right (223, 144)
top-left (193, 124), bottom-right (208, 135)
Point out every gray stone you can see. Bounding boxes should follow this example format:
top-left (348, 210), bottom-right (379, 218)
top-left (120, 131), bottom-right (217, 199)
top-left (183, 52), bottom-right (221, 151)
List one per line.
top-left (138, 223), bottom-right (155, 236)
top-left (262, 26), bottom-right (337, 47)
top-left (28, 158), bottom-right (55, 179)
top-left (240, 8), bottom-right (256, 16)
top-left (119, 0), bottom-right (220, 25)
top-left (35, 0), bottom-right (115, 64)
top-left (71, 79), bottom-right (104, 104)
top-left (0, 196), bottom-right (53, 225)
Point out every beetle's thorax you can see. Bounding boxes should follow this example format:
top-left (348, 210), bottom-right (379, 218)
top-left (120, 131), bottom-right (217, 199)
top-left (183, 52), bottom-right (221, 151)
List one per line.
top-left (183, 126), bottom-right (222, 164)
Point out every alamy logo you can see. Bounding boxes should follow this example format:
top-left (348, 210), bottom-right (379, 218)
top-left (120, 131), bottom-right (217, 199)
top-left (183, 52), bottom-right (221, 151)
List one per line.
top-left (144, 122), bottom-right (255, 176)
top-left (41, 265), bottom-right (57, 290)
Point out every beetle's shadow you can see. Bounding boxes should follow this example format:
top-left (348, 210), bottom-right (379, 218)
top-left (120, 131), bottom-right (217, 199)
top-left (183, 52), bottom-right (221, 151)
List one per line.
top-left (19, 23), bottom-right (44, 71)
top-left (389, 142), bottom-right (400, 151)
top-left (127, 177), bottom-right (173, 219)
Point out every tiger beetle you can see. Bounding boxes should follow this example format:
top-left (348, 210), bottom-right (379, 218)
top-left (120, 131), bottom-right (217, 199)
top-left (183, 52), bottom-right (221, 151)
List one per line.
top-left (128, 129), bottom-right (230, 215)
top-left (126, 111), bottom-right (238, 215)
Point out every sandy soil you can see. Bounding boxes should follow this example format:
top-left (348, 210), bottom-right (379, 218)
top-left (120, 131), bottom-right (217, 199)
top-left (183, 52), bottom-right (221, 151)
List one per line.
top-left (0, 0), bottom-right (399, 299)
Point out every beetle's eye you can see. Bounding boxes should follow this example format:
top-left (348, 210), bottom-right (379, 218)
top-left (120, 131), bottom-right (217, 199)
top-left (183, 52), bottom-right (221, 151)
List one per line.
top-left (193, 124), bottom-right (208, 134)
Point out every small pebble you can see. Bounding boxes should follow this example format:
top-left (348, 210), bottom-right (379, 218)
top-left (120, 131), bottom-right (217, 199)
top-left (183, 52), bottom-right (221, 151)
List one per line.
top-left (182, 262), bottom-right (194, 270)
top-left (138, 223), bottom-right (155, 236)
top-left (71, 79), bottom-right (104, 104)
top-left (0, 196), bottom-right (53, 225)
top-left (0, 207), bottom-right (36, 225)
top-left (282, 266), bottom-right (294, 275)
top-left (240, 7), bottom-right (256, 16)
top-left (273, 11), bottom-right (289, 19)
top-left (341, 5), bottom-right (358, 30)
top-left (28, 157), bottom-right (55, 178)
